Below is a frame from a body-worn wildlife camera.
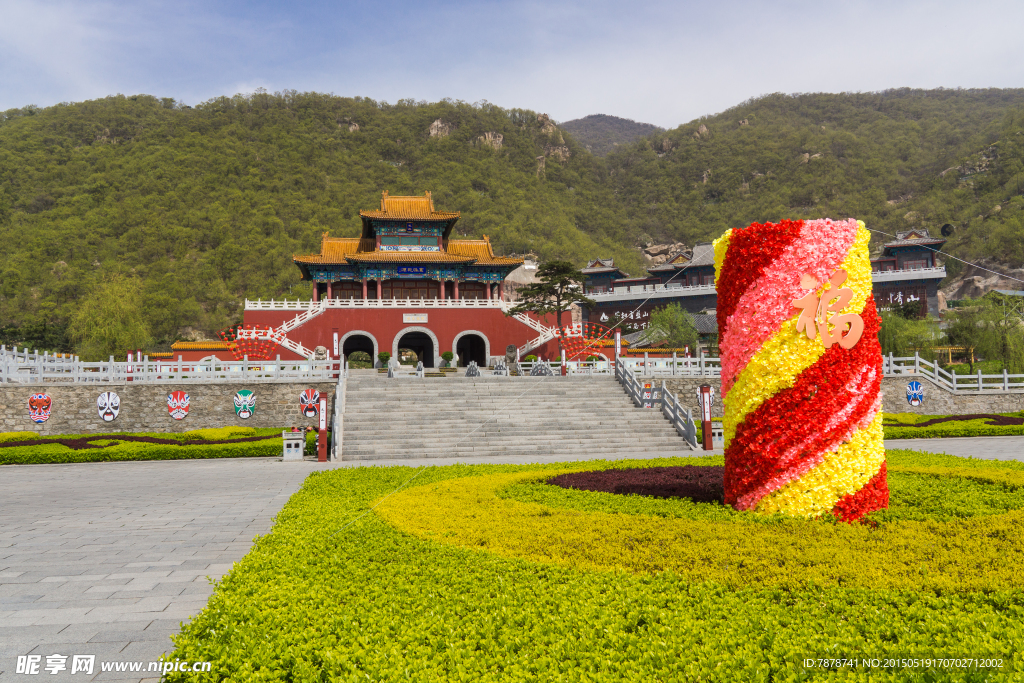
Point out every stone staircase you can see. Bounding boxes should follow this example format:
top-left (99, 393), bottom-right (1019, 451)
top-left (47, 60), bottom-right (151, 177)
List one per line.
top-left (340, 371), bottom-right (691, 460)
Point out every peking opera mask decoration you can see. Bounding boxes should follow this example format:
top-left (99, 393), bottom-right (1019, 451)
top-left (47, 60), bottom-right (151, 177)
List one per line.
top-left (234, 390), bottom-right (256, 419)
top-left (299, 389), bottom-right (320, 418)
top-left (28, 393), bottom-right (52, 423)
top-left (97, 391), bottom-right (121, 422)
top-left (167, 391), bottom-right (190, 420)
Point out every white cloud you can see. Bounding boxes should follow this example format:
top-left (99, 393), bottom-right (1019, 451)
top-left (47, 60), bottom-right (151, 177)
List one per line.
top-left (1, 0), bottom-right (1021, 126)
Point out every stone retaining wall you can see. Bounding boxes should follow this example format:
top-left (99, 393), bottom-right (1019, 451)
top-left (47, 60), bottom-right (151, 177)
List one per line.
top-left (660, 376), bottom-right (1024, 417)
top-left (0, 382), bottom-right (337, 435)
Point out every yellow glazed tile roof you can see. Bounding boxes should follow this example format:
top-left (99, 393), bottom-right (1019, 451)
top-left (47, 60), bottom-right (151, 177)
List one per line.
top-left (294, 237), bottom-right (373, 264)
top-left (447, 237), bottom-right (524, 266)
top-left (295, 234), bottom-right (524, 267)
top-left (345, 251), bottom-right (476, 264)
top-left (170, 341), bottom-right (232, 351)
top-left (359, 190), bottom-right (460, 221)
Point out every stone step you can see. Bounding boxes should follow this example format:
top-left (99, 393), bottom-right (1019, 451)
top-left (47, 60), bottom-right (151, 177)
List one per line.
top-left (339, 444), bottom-right (692, 458)
top-left (342, 431), bottom-right (683, 445)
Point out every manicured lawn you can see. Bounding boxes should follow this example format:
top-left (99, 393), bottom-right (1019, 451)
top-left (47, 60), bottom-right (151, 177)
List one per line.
top-left (167, 451), bottom-right (1024, 681)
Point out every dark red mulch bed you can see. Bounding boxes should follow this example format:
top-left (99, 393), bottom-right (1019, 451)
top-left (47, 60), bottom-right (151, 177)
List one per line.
top-left (548, 466), bottom-right (725, 504)
top-left (0, 434), bottom-right (282, 451)
top-left (885, 413), bottom-right (1024, 428)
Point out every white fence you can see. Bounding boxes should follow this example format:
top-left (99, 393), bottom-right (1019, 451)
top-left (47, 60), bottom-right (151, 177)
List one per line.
top-left (884, 352), bottom-right (1024, 392)
top-left (0, 347), bottom-right (339, 384)
top-left (7, 344), bottom-right (1023, 393)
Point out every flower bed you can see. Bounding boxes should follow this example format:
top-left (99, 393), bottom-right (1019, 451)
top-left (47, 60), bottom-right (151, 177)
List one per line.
top-left (714, 219), bottom-right (885, 521)
top-left (0, 427), bottom-right (308, 465)
top-left (166, 453), bottom-right (1024, 681)
top-left (548, 465), bottom-right (724, 503)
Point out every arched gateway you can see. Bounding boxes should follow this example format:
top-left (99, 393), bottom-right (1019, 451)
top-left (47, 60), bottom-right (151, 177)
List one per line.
top-left (393, 327), bottom-right (439, 368)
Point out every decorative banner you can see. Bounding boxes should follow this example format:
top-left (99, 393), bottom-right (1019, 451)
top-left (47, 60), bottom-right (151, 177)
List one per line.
top-left (97, 391), bottom-right (120, 422)
top-left (906, 381), bottom-right (925, 407)
top-left (167, 391), bottom-right (190, 420)
top-left (28, 393), bottom-right (52, 423)
top-left (234, 390), bottom-right (256, 419)
top-left (300, 389), bottom-right (320, 418)
top-left (714, 218), bottom-right (886, 522)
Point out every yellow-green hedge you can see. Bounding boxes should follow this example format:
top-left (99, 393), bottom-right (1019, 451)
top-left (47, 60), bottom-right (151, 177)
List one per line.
top-left (165, 453), bottom-right (1024, 682)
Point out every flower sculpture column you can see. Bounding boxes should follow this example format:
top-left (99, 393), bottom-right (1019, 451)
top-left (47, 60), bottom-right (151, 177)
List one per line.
top-left (714, 219), bottom-right (887, 521)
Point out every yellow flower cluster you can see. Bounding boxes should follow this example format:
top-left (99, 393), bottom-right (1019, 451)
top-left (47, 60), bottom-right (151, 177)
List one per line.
top-left (712, 229), bottom-right (733, 287)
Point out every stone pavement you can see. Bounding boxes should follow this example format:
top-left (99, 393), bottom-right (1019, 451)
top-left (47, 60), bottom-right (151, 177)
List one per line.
top-left (885, 435), bottom-right (1024, 461)
top-left (0, 459), bottom-right (313, 682)
top-left (2, 437), bottom-right (1020, 681)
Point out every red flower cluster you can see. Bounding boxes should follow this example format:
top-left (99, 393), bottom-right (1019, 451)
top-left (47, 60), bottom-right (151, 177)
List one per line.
top-left (723, 296), bottom-right (888, 522)
top-left (218, 325), bottom-right (277, 361)
top-left (716, 220), bottom-right (805, 335)
top-left (831, 461), bottom-right (889, 522)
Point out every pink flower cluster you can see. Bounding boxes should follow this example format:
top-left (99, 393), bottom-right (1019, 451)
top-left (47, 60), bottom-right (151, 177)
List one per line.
top-left (720, 218), bottom-right (859, 394)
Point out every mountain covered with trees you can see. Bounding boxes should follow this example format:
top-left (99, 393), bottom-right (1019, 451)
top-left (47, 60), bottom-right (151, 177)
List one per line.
top-left (2, 87), bottom-right (1024, 354)
top-left (558, 114), bottom-right (663, 156)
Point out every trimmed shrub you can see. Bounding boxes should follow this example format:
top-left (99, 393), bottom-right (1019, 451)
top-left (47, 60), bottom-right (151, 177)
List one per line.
top-left (165, 453), bottom-right (1024, 682)
top-left (0, 431), bottom-right (37, 443)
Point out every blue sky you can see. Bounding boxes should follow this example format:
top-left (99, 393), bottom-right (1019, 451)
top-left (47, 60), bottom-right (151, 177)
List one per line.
top-left (1, 0), bottom-right (1022, 128)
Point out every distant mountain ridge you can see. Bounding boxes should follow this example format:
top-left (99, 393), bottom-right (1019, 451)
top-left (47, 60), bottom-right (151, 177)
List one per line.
top-left (2, 88), bottom-right (1024, 354)
top-left (559, 114), bottom-right (663, 156)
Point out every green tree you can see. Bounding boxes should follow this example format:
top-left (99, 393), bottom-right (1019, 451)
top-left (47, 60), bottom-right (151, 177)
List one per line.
top-left (67, 275), bottom-right (152, 360)
top-left (648, 302), bottom-right (699, 350)
top-left (506, 260), bottom-right (595, 355)
top-left (944, 295), bottom-right (1024, 372)
top-left (878, 310), bottom-right (937, 359)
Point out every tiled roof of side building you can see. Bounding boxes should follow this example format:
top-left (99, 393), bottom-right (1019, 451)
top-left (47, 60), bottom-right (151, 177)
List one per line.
top-left (884, 228), bottom-right (946, 248)
top-left (294, 237), bottom-right (372, 264)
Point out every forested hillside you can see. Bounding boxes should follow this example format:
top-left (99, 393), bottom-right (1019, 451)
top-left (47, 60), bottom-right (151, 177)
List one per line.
top-left (559, 114), bottom-right (663, 156)
top-left (0, 93), bottom-right (642, 351)
top-left (2, 87), bottom-right (1024, 354)
top-left (604, 88), bottom-right (1024, 281)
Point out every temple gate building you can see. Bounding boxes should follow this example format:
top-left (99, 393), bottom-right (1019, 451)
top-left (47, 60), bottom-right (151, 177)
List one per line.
top-left (238, 192), bottom-right (562, 367)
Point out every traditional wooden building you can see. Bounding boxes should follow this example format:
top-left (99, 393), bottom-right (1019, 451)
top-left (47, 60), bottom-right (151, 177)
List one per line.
top-left (870, 229), bottom-right (947, 317)
top-left (581, 259), bottom-right (630, 295)
top-left (582, 243), bottom-right (719, 327)
top-left (293, 191), bottom-right (522, 302)
top-left (234, 192), bottom-right (562, 368)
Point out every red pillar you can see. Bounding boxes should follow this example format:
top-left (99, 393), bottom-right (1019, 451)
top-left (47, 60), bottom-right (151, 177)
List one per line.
top-left (453, 280), bottom-right (459, 300)
top-left (439, 280), bottom-right (445, 299)
top-left (376, 279), bottom-right (382, 299)
top-left (327, 282), bottom-right (333, 300)
top-left (486, 283), bottom-right (491, 299)
top-left (312, 282), bottom-right (319, 301)
top-left (361, 278), bottom-right (367, 299)
top-left (498, 282), bottom-right (504, 301)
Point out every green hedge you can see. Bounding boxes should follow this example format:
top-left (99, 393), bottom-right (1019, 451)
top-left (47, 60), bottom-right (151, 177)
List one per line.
top-left (0, 428), bottom-right (316, 465)
top-left (883, 412), bottom-right (1024, 439)
top-left (167, 452), bottom-right (1024, 681)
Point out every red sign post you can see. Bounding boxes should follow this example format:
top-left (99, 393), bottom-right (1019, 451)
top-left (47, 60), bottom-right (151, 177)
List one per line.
top-left (317, 397), bottom-right (328, 462)
top-left (699, 384), bottom-right (713, 451)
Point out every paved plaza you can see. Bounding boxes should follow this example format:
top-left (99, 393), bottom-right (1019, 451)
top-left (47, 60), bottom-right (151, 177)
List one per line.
top-left (2, 438), bottom-right (1021, 681)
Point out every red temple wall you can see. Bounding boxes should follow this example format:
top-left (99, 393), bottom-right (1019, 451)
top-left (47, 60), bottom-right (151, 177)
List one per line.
top-left (242, 307), bottom-right (563, 361)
